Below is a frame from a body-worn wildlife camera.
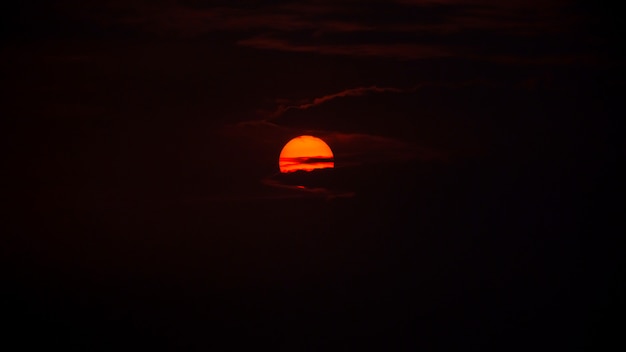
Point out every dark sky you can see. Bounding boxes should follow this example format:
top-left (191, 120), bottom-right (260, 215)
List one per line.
top-left (2, 1), bottom-right (622, 350)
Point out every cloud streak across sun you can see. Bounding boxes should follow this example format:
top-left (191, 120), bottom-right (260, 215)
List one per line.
top-left (225, 83), bottom-right (446, 173)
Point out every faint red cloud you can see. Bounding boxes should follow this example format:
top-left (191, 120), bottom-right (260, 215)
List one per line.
top-left (481, 54), bottom-right (603, 66)
top-left (393, 0), bottom-right (568, 8)
top-left (107, 0), bottom-right (574, 36)
top-left (57, 0), bottom-right (586, 63)
top-left (247, 80), bottom-right (500, 124)
top-left (237, 36), bottom-right (450, 60)
top-left (266, 78), bottom-right (504, 115)
top-left (101, 2), bottom-right (372, 35)
top-left (267, 86), bottom-right (406, 119)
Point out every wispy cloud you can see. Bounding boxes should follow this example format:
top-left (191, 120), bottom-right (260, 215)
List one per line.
top-left (231, 79), bottom-right (505, 137)
top-left (254, 80), bottom-right (500, 122)
top-left (266, 86), bottom-right (406, 119)
top-left (66, 1), bottom-right (374, 36)
top-left (261, 175), bottom-right (356, 200)
top-left (47, 0), bottom-right (590, 63)
top-left (236, 36), bottom-right (451, 60)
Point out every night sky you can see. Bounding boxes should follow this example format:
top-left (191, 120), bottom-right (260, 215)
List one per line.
top-left (2, 1), bottom-right (622, 350)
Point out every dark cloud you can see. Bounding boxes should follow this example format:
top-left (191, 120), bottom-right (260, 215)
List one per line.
top-left (6, 0), bottom-right (598, 64)
top-left (261, 174), bottom-right (356, 200)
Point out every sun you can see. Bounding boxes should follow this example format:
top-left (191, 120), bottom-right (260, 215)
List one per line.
top-left (279, 135), bottom-right (334, 173)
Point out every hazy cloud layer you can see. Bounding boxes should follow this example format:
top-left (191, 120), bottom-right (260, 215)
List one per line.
top-left (236, 36), bottom-right (451, 60)
top-left (14, 0), bottom-right (597, 64)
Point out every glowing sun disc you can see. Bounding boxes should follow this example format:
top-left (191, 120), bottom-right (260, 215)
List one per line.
top-left (279, 135), bottom-right (334, 173)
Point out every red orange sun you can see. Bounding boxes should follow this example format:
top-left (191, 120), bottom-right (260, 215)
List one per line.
top-left (279, 135), bottom-right (334, 173)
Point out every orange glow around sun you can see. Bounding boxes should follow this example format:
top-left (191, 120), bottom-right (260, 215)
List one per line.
top-left (279, 135), bottom-right (334, 173)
